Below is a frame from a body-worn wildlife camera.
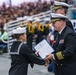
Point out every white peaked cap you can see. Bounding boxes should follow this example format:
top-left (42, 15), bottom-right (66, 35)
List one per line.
top-left (12, 27), bottom-right (26, 34)
top-left (54, 1), bottom-right (70, 8)
top-left (51, 13), bottom-right (68, 19)
top-left (44, 18), bottom-right (50, 21)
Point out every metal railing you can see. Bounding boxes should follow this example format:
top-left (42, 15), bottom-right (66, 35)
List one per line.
top-left (7, 10), bottom-right (51, 53)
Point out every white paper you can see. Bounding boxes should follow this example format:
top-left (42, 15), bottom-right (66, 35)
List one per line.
top-left (34, 39), bottom-right (54, 59)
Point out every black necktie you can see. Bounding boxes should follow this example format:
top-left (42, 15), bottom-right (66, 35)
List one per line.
top-left (56, 33), bottom-right (60, 42)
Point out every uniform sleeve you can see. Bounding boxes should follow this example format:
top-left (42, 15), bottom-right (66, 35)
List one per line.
top-left (54, 33), bottom-right (76, 60)
top-left (21, 45), bottom-right (45, 65)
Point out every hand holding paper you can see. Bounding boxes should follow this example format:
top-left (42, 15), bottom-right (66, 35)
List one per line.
top-left (34, 39), bottom-right (54, 59)
top-left (46, 54), bottom-right (53, 60)
top-left (35, 51), bottom-right (39, 56)
top-left (44, 58), bottom-right (49, 66)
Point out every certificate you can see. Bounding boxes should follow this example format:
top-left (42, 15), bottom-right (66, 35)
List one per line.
top-left (34, 39), bottom-right (54, 58)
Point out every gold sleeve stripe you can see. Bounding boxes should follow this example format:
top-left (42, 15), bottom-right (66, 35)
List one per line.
top-left (56, 52), bottom-right (64, 60)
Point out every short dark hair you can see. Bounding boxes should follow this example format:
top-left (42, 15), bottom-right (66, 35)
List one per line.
top-left (12, 33), bottom-right (24, 39)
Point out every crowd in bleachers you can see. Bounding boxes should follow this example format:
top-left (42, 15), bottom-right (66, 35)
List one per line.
top-left (0, 0), bottom-right (52, 29)
top-left (0, 0), bottom-right (76, 29)
top-left (0, 0), bottom-right (76, 54)
top-left (0, 0), bottom-right (52, 54)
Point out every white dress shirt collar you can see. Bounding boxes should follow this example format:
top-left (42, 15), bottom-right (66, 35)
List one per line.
top-left (59, 25), bottom-right (66, 34)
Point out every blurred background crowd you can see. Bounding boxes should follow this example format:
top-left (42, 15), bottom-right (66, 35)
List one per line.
top-left (0, 0), bottom-right (76, 54)
top-left (0, 0), bottom-right (51, 29)
top-left (0, 0), bottom-right (76, 29)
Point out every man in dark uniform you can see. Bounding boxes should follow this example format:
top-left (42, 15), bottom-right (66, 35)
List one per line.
top-left (44, 18), bottom-right (50, 40)
top-left (52, 1), bottom-right (74, 42)
top-left (9, 27), bottom-right (48, 75)
top-left (46, 13), bottom-right (76, 75)
top-left (34, 18), bottom-right (44, 44)
top-left (26, 18), bottom-right (34, 50)
top-left (52, 1), bottom-right (74, 30)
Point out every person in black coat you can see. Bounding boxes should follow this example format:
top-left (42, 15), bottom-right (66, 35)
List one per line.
top-left (52, 1), bottom-right (74, 30)
top-left (43, 18), bottom-right (50, 40)
top-left (34, 18), bottom-right (44, 44)
top-left (26, 18), bottom-right (34, 50)
top-left (52, 1), bottom-right (74, 44)
top-left (9, 27), bottom-right (48, 75)
top-left (46, 13), bottom-right (76, 75)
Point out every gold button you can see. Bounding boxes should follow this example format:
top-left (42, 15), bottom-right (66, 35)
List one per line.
top-left (61, 64), bottom-right (63, 66)
top-left (63, 55), bottom-right (64, 56)
top-left (57, 64), bottom-right (58, 66)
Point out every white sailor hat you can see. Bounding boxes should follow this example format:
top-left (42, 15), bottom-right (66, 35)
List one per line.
top-left (23, 16), bottom-right (29, 19)
top-left (35, 18), bottom-right (41, 22)
top-left (51, 13), bottom-right (68, 23)
top-left (12, 27), bottom-right (26, 34)
top-left (53, 1), bottom-right (70, 10)
top-left (27, 17), bottom-right (33, 21)
top-left (44, 18), bottom-right (50, 21)
top-left (33, 17), bottom-right (38, 20)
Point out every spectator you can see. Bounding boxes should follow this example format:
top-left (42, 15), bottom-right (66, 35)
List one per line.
top-left (0, 28), bottom-right (8, 53)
